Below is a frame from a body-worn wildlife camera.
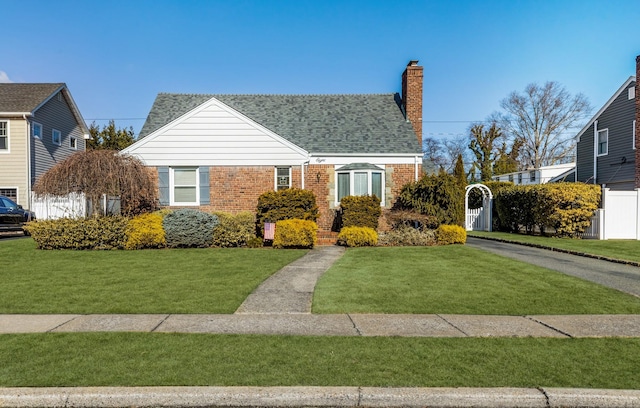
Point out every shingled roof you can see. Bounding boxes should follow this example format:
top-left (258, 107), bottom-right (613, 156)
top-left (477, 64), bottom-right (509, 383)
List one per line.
top-left (139, 93), bottom-right (422, 154)
top-left (0, 83), bottom-right (65, 113)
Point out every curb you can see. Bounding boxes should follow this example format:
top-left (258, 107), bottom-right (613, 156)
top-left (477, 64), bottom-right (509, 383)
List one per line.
top-left (1, 386), bottom-right (640, 408)
top-left (467, 234), bottom-right (640, 267)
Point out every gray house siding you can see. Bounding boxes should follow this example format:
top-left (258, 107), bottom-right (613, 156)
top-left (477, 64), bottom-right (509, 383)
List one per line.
top-left (30, 91), bottom-right (86, 185)
top-left (576, 122), bottom-right (595, 183)
top-left (576, 80), bottom-right (636, 190)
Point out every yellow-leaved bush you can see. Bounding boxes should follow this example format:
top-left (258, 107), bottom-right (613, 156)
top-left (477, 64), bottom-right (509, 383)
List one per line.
top-left (25, 217), bottom-right (128, 250)
top-left (125, 212), bottom-right (166, 250)
top-left (435, 224), bottom-right (466, 245)
top-left (272, 219), bottom-right (317, 248)
top-left (337, 226), bottom-right (378, 247)
top-left (211, 211), bottom-right (256, 247)
top-left (534, 183), bottom-right (600, 237)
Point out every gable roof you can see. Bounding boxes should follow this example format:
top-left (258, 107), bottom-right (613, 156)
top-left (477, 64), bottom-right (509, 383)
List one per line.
top-left (139, 93), bottom-right (422, 155)
top-left (0, 83), bottom-right (89, 135)
top-left (575, 76), bottom-right (636, 142)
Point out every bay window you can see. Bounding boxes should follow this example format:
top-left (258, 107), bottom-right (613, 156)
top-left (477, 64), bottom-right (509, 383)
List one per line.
top-left (336, 163), bottom-right (384, 204)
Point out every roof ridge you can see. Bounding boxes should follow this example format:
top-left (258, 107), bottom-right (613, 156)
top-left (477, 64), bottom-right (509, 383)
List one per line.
top-left (157, 92), bottom-right (397, 97)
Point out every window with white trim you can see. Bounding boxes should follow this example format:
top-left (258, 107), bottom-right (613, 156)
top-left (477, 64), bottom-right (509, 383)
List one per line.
top-left (508, 174), bottom-right (513, 182)
top-left (529, 171), bottom-right (536, 182)
top-left (336, 163), bottom-right (384, 204)
top-left (52, 129), bottom-right (61, 146)
top-left (597, 129), bottom-right (608, 156)
top-left (32, 122), bottom-right (42, 139)
top-left (0, 121), bottom-right (8, 152)
top-left (0, 188), bottom-right (17, 200)
top-left (517, 173), bottom-right (522, 184)
top-left (170, 167), bottom-right (199, 205)
top-left (70, 136), bottom-right (77, 150)
top-left (275, 167), bottom-right (291, 190)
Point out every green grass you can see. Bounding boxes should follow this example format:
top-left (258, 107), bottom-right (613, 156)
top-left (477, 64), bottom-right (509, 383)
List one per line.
top-left (469, 231), bottom-right (640, 263)
top-left (0, 239), bottom-right (306, 314)
top-left (313, 246), bottom-right (640, 315)
top-left (0, 333), bottom-right (639, 388)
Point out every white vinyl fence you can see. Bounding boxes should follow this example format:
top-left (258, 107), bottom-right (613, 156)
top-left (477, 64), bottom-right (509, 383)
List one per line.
top-left (579, 189), bottom-right (640, 240)
top-left (31, 193), bottom-right (120, 220)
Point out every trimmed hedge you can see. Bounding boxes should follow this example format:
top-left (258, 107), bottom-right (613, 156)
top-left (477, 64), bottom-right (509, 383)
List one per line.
top-left (272, 219), bottom-right (317, 249)
top-left (162, 208), bottom-right (219, 248)
top-left (435, 224), bottom-right (467, 245)
top-left (256, 188), bottom-right (319, 237)
top-left (25, 216), bottom-right (128, 250)
top-left (211, 211), bottom-right (256, 247)
top-left (340, 195), bottom-right (381, 230)
top-left (125, 212), bottom-right (166, 250)
top-left (384, 209), bottom-right (439, 231)
top-left (378, 226), bottom-right (436, 246)
top-left (337, 226), bottom-right (378, 247)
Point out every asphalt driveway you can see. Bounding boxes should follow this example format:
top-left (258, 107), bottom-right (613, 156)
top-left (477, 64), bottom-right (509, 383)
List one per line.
top-left (466, 237), bottom-right (640, 297)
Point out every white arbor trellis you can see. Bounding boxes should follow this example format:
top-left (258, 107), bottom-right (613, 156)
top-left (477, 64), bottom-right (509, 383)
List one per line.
top-left (464, 184), bottom-right (493, 232)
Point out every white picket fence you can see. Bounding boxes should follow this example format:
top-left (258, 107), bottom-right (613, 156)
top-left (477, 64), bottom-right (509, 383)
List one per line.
top-left (580, 209), bottom-right (604, 240)
top-left (466, 207), bottom-right (486, 231)
top-left (30, 193), bottom-right (120, 220)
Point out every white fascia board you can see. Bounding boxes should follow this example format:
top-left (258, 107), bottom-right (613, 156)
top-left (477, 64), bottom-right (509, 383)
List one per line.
top-left (575, 76), bottom-right (635, 143)
top-left (0, 112), bottom-right (32, 117)
top-left (122, 96), bottom-right (310, 158)
top-left (308, 155), bottom-right (420, 165)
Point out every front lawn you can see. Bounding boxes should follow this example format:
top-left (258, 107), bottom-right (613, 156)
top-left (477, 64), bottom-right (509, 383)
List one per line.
top-left (0, 239), bottom-right (306, 314)
top-left (313, 246), bottom-right (640, 315)
top-left (469, 231), bottom-right (640, 263)
top-left (0, 333), bottom-right (639, 389)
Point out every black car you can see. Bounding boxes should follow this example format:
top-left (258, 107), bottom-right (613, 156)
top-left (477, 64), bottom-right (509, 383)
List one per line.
top-left (0, 196), bottom-right (36, 234)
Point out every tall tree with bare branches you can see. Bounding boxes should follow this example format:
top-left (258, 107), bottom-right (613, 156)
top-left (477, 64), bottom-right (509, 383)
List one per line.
top-left (495, 81), bottom-right (591, 168)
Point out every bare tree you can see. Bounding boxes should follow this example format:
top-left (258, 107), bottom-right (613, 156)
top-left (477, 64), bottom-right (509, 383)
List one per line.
top-left (422, 137), bottom-right (446, 174)
top-left (495, 82), bottom-right (591, 168)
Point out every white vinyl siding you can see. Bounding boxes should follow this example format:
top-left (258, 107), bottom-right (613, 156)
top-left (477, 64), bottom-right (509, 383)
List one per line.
top-left (0, 121), bottom-right (8, 152)
top-left (597, 129), bottom-right (608, 156)
top-left (170, 167), bottom-right (199, 206)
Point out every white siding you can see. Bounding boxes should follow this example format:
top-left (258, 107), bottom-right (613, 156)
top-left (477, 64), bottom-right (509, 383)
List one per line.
top-left (124, 100), bottom-right (308, 166)
top-left (0, 119), bottom-right (29, 206)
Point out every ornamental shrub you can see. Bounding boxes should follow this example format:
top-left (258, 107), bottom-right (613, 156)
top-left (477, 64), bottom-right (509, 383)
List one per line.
top-left (378, 226), bottom-right (436, 246)
top-left (534, 183), bottom-right (600, 237)
top-left (384, 209), bottom-right (439, 231)
top-left (25, 216), bottom-right (128, 250)
top-left (340, 195), bottom-right (381, 230)
top-left (272, 219), bottom-right (317, 249)
top-left (125, 212), bottom-right (166, 250)
top-left (337, 226), bottom-right (378, 247)
top-left (211, 211), bottom-right (256, 247)
top-left (162, 208), bottom-right (219, 248)
top-left (494, 185), bottom-right (537, 233)
top-left (435, 224), bottom-right (467, 245)
top-left (256, 188), bottom-right (319, 237)
top-left (397, 170), bottom-right (464, 226)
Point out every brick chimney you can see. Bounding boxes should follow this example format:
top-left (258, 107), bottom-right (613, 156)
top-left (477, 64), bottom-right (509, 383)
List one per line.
top-left (636, 55), bottom-right (640, 188)
top-left (402, 60), bottom-right (423, 147)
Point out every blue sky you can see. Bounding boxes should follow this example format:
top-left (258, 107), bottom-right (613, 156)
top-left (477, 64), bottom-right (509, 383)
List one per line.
top-left (2, 0), bottom-right (639, 141)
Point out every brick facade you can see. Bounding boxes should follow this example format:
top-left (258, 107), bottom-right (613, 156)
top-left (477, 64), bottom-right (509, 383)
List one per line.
top-left (402, 60), bottom-right (424, 148)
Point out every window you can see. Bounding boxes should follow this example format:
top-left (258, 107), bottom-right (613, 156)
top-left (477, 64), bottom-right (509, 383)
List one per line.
top-left (0, 188), bottom-right (17, 200)
top-left (275, 167), bottom-right (291, 190)
top-left (336, 163), bottom-right (384, 204)
top-left (52, 129), bottom-right (61, 146)
top-left (529, 171), bottom-right (536, 182)
top-left (629, 87), bottom-right (635, 100)
top-left (508, 174), bottom-right (514, 182)
top-left (517, 173), bottom-right (522, 184)
top-left (0, 121), bottom-right (7, 152)
top-left (170, 167), bottom-right (199, 205)
top-left (597, 129), bottom-right (608, 156)
top-left (70, 136), bottom-right (77, 150)
top-left (32, 122), bottom-right (42, 139)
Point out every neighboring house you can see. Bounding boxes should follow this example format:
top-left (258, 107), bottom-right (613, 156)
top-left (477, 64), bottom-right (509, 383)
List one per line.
top-left (575, 74), bottom-right (637, 189)
top-left (122, 61), bottom-right (425, 238)
top-left (0, 83), bottom-right (89, 208)
top-left (492, 163), bottom-right (576, 185)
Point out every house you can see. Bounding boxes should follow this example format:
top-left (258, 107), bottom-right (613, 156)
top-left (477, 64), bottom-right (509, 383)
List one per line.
top-left (122, 61), bottom-right (425, 239)
top-left (573, 55), bottom-right (640, 239)
top-left (0, 83), bottom-right (89, 208)
top-left (492, 163), bottom-right (576, 185)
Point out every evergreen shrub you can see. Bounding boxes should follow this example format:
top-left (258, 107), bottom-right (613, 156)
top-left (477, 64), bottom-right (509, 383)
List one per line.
top-left (211, 211), bottom-right (256, 247)
top-left (340, 195), bottom-right (381, 229)
top-left (337, 226), bottom-right (378, 247)
top-left (385, 209), bottom-right (439, 231)
top-left (398, 171), bottom-right (464, 226)
top-left (246, 236), bottom-right (264, 248)
top-left (272, 219), bottom-right (317, 249)
top-left (26, 216), bottom-right (128, 250)
top-left (162, 208), bottom-right (219, 248)
top-left (435, 224), bottom-right (467, 245)
top-left (378, 226), bottom-right (436, 246)
top-left (256, 188), bottom-right (319, 237)
top-left (125, 212), bottom-right (166, 250)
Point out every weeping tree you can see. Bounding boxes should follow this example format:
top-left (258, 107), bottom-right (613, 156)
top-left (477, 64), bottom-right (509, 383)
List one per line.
top-left (33, 150), bottom-right (158, 216)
